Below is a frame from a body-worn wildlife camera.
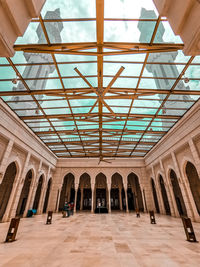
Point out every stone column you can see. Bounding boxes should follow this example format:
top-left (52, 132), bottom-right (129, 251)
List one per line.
top-left (107, 183), bottom-right (111, 213)
top-left (80, 187), bottom-right (84, 211)
top-left (9, 152), bottom-right (31, 219)
top-left (47, 167), bottom-right (62, 212)
top-left (181, 176), bottom-right (200, 222)
top-left (73, 183), bottom-right (78, 213)
top-left (142, 188), bottom-right (148, 212)
top-left (119, 187), bottom-right (123, 211)
top-left (175, 146), bottom-right (200, 222)
top-left (159, 158), bottom-right (177, 217)
top-left (140, 167), bottom-right (152, 212)
top-left (23, 179), bottom-right (36, 217)
top-left (171, 152), bottom-right (194, 219)
top-left (91, 183), bottom-right (95, 213)
top-left (167, 153), bottom-right (187, 218)
top-left (151, 165), bottom-right (165, 214)
top-left (38, 166), bottom-right (52, 214)
top-left (172, 150), bottom-right (196, 220)
top-left (124, 183), bottom-right (129, 212)
top-left (30, 160), bottom-right (43, 208)
top-left (37, 182), bottom-right (47, 214)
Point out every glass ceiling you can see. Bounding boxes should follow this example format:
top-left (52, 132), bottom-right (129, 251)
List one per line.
top-left (0, 0), bottom-right (200, 158)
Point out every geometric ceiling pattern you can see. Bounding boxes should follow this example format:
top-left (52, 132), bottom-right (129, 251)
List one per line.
top-left (0, 0), bottom-right (200, 158)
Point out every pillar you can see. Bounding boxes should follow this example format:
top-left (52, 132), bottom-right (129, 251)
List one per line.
top-left (91, 183), bottom-right (95, 213)
top-left (74, 183), bottom-right (78, 213)
top-left (171, 152), bottom-right (195, 219)
top-left (47, 167), bottom-right (62, 212)
top-left (151, 165), bottom-right (165, 214)
top-left (119, 187), bottom-right (123, 211)
top-left (80, 187), bottom-right (84, 211)
top-left (9, 152), bottom-right (31, 219)
top-left (171, 151), bottom-right (194, 217)
top-left (159, 158), bottom-right (177, 217)
top-left (107, 183), bottom-right (111, 213)
top-left (124, 183), bottom-right (129, 213)
top-left (37, 182), bottom-right (47, 214)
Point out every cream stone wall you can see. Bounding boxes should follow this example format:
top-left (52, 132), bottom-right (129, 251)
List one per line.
top-left (0, 97), bottom-right (200, 222)
top-left (0, 99), bottom-right (56, 222)
top-left (145, 98), bottom-right (200, 222)
top-left (47, 158), bottom-right (153, 214)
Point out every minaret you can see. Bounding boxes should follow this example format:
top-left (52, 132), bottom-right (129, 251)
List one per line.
top-left (137, 8), bottom-right (192, 129)
top-left (12, 9), bottom-right (63, 118)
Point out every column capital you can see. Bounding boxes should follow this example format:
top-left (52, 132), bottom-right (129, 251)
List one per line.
top-left (74, 183), bottom-right (79, 190)
top-left (123, 183), bottom-right (128, 190)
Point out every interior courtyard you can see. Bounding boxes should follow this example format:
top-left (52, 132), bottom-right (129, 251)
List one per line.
top-left (0, 0), bottom-right (200, 266)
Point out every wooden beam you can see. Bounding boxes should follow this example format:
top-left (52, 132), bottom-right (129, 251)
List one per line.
top-left (96, 0), bottom-right (104, 158)
top-left (14, 42), bottom-right (184, 53)
top-left (1, 88), bottom-right (199, 97)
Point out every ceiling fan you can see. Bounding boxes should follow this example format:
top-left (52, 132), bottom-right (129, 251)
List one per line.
top-left (98, 155), bottom-right (115, 165)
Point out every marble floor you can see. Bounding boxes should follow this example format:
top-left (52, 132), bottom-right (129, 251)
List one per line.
top-left (0, 212), bottom-right (200, 267)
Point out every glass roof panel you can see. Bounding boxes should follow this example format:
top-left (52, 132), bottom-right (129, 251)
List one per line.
top-left (104, 21), bottom-right (156, 42)
top-left (155, 21), bottom-right (183, 44)
top-left (45, 21), bottom-right (96, 43)
top-left (104, 0), bottom-right (158, 18)
top-left (41, 0), bottom-right (96, 19)
top-left (15, 22), bottom-right (47, 44)
top-left (0, 0), bottom-right (199, 158)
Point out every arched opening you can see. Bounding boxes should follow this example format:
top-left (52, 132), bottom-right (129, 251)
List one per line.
top-left (185, 161), bottom-right (200, 215)
top-left (159, 175), bottom-right (171, 215)
top-left (77, 173), bottom-right (91, 211)
top-left (151, 178), bottom-right (160, 213)
top-left (170, 169), bottom-right (187, 216)
top-left (95, 173), bottom-right (108, 213)
top-left (127, 173), bottom-right (144, 212)
top-left (111, 173), bottom-right (124, 211)
top-left (16, 169), bottom-right (32, 216)
top-left (33, 175), bottom-right (43, 211)
top-left (59, 173), bottom-right (75, 211)
top-left (0, 162), bottom-right (17, 221)
top-left (43, 178), bottom-right (52, 213)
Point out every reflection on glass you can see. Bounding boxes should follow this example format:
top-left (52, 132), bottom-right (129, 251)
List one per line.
top-left (10, 9), bottom-right (64, 128)
top-left (138, 8), bottom-right (193, 130)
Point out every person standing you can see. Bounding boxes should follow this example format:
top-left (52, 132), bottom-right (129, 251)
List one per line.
top-left (63, 202), bottom-right (70, 217)
top-left (70, 202), bottom-right (74, 215)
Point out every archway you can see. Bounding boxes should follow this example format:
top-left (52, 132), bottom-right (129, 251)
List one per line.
top-left (127, 173), bottom-right (144, 212)
top-left (0, 162), bottom-right (17, 221)
top-left (16, 169), bottom-right (32, 216)
top-left (43, 178), bottom-right (52, 213)
top-left (185, 161), bottom-right (200, 215)
top-left (159, 175), bottom-right (171, 215)
top-left (111, 173), bottom-right (124, 211)
top-left (170, 169), bottom-right (187, 216)
top-left (59, 173), bottom-right (75, 211)
top-left (77, 173), bottom-right (91, 211)
top-left (151, 178), bottom-right (160, 213)
top-left (33, 175), bottom-right (43, 211)
top-left (95, 173), bottom-right (108, 213)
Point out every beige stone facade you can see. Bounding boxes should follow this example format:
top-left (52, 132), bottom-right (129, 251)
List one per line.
top-left (0, 97), bottom-right (199, 222)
